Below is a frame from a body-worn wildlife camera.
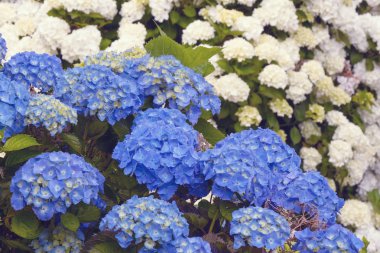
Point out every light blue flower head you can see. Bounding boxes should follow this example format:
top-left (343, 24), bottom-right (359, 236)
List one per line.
top-left (10, 152), bottom-right (105, 221)
top-left (113, 108), bottom-right (208, 200)
top-left (3, 52), bottom-right (64, 93)
top-left (99, 196), bottom-right (189, 251)
top-left (25, 94), bottom-right (77, 136)
top-left (54, 65), bottom-right (143, 125)
top-left (230, 206), bottom-right (290, 250)
top-left (30, 225), bottom-right (84, 253)
top-left (271, 171), bottom-right (344, 225)
top-left (123, 55), bottom-right (221, 124)
top-left (0, 73), bottom-right (30, 141)
top-left (293, 224), bottom-right (364, 253)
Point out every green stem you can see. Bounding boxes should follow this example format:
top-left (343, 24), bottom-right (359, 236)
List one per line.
top-left (208, 212), bottom-right (218, 234)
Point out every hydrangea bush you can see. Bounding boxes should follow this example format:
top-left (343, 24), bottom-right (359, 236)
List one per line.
top-left (0, 4), bottom-right (375, 251)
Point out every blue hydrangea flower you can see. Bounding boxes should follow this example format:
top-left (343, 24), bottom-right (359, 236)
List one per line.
top-left (271, 171), bottom-right (344, 225)
top-left (99, 196), bottom-right (189, 251)
top-left (84, 48), bottom-right (147, 73)
top-left (200, 131), bottom-right (276, 206)
top-left (0, 73), bottom-right (30, 140)
top-left (230, 206), bottom-right (290, 250)
top-left (3, 52), bottom-right (64, 93)
top-left (0, 33), bottom-right (7, 62)
top-left (171, 237), bottom-right (211, 253)
top-left (124, 55), bottom-right (221, 124)
top-left (30, 225), bottom-right (84, 253)
top-left (10, 152), bottom-right (105, 221)
top-left (293, 225), bottom-right (364, 253)
top-left (25, 94), bottom-right (77, 136)
top-left (54, 65), bottom-right (143, 125)
top-left (113, 108), bottom-right (207, 200)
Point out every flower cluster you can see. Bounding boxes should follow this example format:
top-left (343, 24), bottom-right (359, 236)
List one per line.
top-left (54, 65), bottom-right (143, 125)
top-left (293, 225), bottom-right (364, 253)
top-left (0, 73), bottom-right (29, 140)
top-left (271, 171), bottom-right (344, 225)
top-left (230, 206), bottom-right (290, 250)
top-left (99, 196), bottom-right (189, 250)
top-left (30, 225), bottom-right (84, 253)
top-left (3, 52), bottom-right (64, 93)
top-left (25, 94), bottom-right (77, 136)
top-left (113, 108), bottom-right (206, 200)
top-left (125, 55), bottom-right (221, 124)
top-left (0, 33), bottom-right (6, 61)
top-left (10, 152), bottom-right (105, 220)
top-left (166, 237), bottom-right (212, 253)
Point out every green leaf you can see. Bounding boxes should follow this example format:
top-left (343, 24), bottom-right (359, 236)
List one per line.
top-left (266, 111), bottom-right (279, 131)
top-left (169, 11), bottom-right (180, 24)
top-left (88, 120), bottom-right (109, 140)
top-left (2, 134), bottom-right (40, 152)
top-left (217, 59), bottom-right (234, 73)
top-left (208, 205), bottom-right (219, 219)
top-left (5, 150), bottom-right (41, 167)
top-left (90, 242), bottom-right (124, 253)
top-left (0, 238), bottom-right (32, 252)
top-left (194, 118), bottom-right (225, 145)
top-left (365, 58), bottom-right (374, 71)
top-left (294, 102), bottom-right (307, 122)
top-left (61, 133), bottom-right (82, 154)
top-left (11, 210), bottom-right (41, 239)
top-left (290, 127), bottom-right (302, 145)
top-left (360, 236), bottom-right (370, 253)
top-left (258, 86), bottom-right (284, 99)
top-left (368, 190), bottom-right (380, 214)
top-left (145, 35), bottom-right (220, 76)
top-left (184, 213), bottom-right (208, 230)
top-left (248, 93), bottom-right (262, 106)
top-left (183, 5), bottom-right (196, 17)
top-left (61, 213), bottom-right (80, 232)
top-left (112, 119), bottom-right (131, 140)
top-left (219, 201), bottom-right (238, 221)
top-left (76, 204), bottom-right (101, 222)
top-left (100, 38), bottom-right (112, 50)
top-left (350, 51), bottom-right (364, 65)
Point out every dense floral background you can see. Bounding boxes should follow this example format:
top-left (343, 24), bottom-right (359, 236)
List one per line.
top-left (0, 0), bottom-right (380, 252)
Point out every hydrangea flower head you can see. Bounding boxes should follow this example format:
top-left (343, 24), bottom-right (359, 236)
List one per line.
top-left (201, 132), bottom-right (275, 206)
top-left (113, 108), bottom-right (206, 200)
top-left (3, 52), bottom-right (64, 93)
top-left (230, 206), bottom-right (290, 250)
top-left (25, 94), bottom-right (77, 136)
top-left (271, 171), bottom-right (344, 225)
top-left (293, 225), bottom-right (364, 252)
top-left (0, 73), bottom-right (30, 140)
top-left (10, 152), bottom-right (105, 221)
top-left (84, 48), bottom-right (147, 73)
top-left (0, 33), bottom-right (7, 62)
top-left (30, 225), bottom-right (84, 253)
top-left (54, 65), bottom-right (143, 125)
top-left (99, 196), bottom-right (189, 250)
top-left (125, 55), bottom-right (221, 124)
top-left (173, 237), bottom-right (211, 253)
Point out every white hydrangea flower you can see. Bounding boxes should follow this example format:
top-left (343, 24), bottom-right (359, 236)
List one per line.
top-left (182, 21), bottom-right (215, 45)
top-left (222, 37), bottom-right (255, 62)
top-left (259, 64), bottom-right (288, 89)
top-left (346, 158), bottom-right (370, 186)
top-left (299, 120), bottom-right (321, 140)
top-left (312, 25), bottom-right (330, 45)
top-left (354, 61), bottom-right (380, 92)
top-left (338, 199), bottom-right (373, 229)
top-left (60, 25), bottom-right (101, 63)
top-left (200, 5), bottom-right (244, 27)
top-left (316, 76), bottom-right (351, 106)
top-left (358, 170), bottom-right (380, 199)
top-left (51, 0), bottom-right (117, 20)
top-left (300, 147), bottom-right (322, 171)
top-left (333, 123), bottom-right (367, 149)
top-left (35, 16), bottom-right (70, 51)
top-left (356, 226), bottom-right (380, 253)
top-left (293, 27), bottom-right (318, 49)
top-left (209, 73), bottom-right (250, 103)
top-left (0, 152), bottom-right (5, 158)
top-left (327, 178), bottom-right (336, 192)
top-left (118, 22), bottom-right (147, 43)
top-left (325, 110), bottom-right (349, 126)
top-left (0, 3), bottom-right (18, 26)
top-left (253, 0), bottom-right (298, 32)
top-left (286, 71), bottom-right (313, 104)
top-left (149, 0), bottom-right (175, 22)
top-left (269, 98), bottom-right (293, 117)
top-left (235, 106), bottom-right (262, 127)
top-left (307, 104), bottom-right (325, 123)
top-left (232, 16), bottom-right (263, 41)
top-left (11, 34), bottom-right (56, 57)
top-left (328, 140), bottom-right (353, 167)
top-left (300, 60), bottom-right (326, 84)
top-left (315, 38), bottom-right (346, 75)
top-left (14, 16), bottom-right (37, 36)
top-left (120, 0), bottom-right (146, 23)
top-left (279, 38), bottom-right (300, 68)
top-left (359, 101), bottom-right (380, 125)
